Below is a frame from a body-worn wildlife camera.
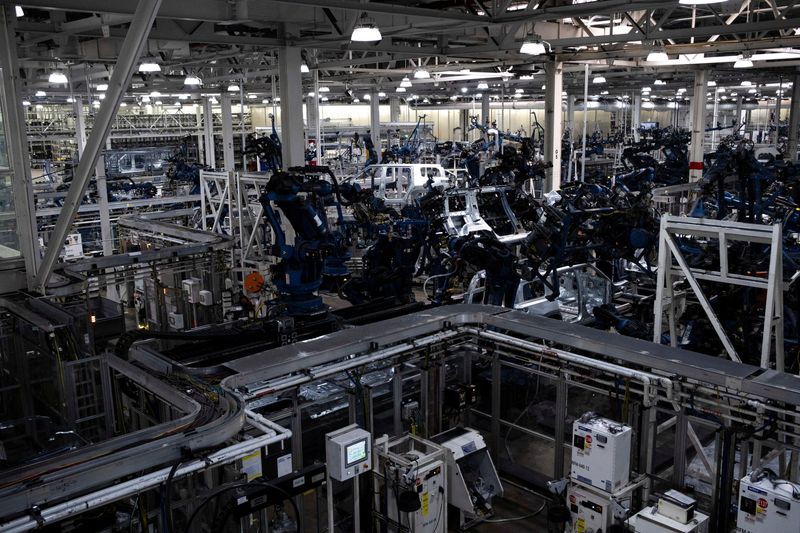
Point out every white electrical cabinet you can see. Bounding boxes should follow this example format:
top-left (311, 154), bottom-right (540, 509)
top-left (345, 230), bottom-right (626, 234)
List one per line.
top-left (627, 506), bottom-right (709, 533)
top-left (198, 290), bottom-right (213, 306)
top-left (566, 483), bottom-right (614, 533)
top-left (571, 413), bottom-right (632, 493)
top-left (167, 312), bottom-right (184, 330)
top-left (325, 425), bottom-right (372, 482)
top-left (182, 278), bottom-right (201, 303)
top-left (737, 471), bottom-right (800, 533)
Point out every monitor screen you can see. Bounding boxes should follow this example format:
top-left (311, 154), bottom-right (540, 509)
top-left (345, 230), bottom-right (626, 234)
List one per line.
top-left (345, 440), bottom-right (367, 466)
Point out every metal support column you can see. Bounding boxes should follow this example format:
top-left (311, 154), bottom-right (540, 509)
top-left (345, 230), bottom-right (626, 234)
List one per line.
top-left (74, 98), bottom-right (86, 157)
top-left (220, 93), bottom-right (235, 171)
top-left (689, 69), bottom-right (708, 183)
top-left (481, 93), bottom-right (490, 131)
top-left (390, 96), bottom-right (401, 123)
top-left (0, 6), bottom-right (39, 288)
top-left (735, 95), bottom-right (743, 129)
top-left (775, 79), bottom-right (784, 145)
top-left (33, 0), bottom-right (162, 293)
top-left (554, 378), bottom-right (567, 479)
top-left (632, 94), bottom-right (642, 142)
top-left (278, 44), bottom-right (304, 168)
top-left (370, 90), bottom-right (380, 156)
top-left (195, 103), bottom-right (204, 166)
top-left (203, 97), bottom-right (215, 168)
top-left (788, 70), bottom-right (800, 161)
top-left (544, 60), bottom-right (564, 191)
top-left (95, 139), bottom-right (113, 257)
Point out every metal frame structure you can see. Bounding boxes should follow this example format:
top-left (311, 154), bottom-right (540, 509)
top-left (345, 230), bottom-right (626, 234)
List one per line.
top-left (653, 214), bottom-right (789, 370)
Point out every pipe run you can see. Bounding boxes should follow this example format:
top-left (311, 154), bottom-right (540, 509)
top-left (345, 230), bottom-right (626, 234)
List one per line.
top-left (0, 411), bottom-right (291, 533)
top-left (465, 327), bottom-right (675, 407)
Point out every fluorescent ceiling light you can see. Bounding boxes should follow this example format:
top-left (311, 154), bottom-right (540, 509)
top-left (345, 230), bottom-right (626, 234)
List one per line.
top-left (477, 81), bottom-right (489, 90)
top-left (300, 63), bottom-right (310, 73)
top-left (413, 68), bottom-right (431, 79)
top-left (184, 75), bottom-right (202, 86)
top-left (15, 6), bottom-right (24, 16)
top-left (138, 62), bottom-right (161, 73)
top-left (227, 84), bottom-right (240, 92)
top-left (351, 17), bottom-right (382, 42)
top-left (592, 76), bottom-right (606, 84)
top-left (318, 86), bottom-right (330, 93)
top-left (96, 83), bottom-right (108, 91)
top-left (396, 87), bottom-right (406, 93)
top-left (400, 77), bottom-right (413, 88)
top-left (35, 90), bottom-right (46, 97)
top-left (49, 71), bottom-right (68, 84)
top-left (734, 54), bottom-right (753, 68)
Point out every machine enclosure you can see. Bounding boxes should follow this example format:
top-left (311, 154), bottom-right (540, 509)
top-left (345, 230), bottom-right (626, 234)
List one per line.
top-left (571, 415), bottom-right (632, 493)
top-left (737, 472), bottom-right (800, 533)
top-left (325, 425), bottom-right (372, 482)
top-left (566, 483), bottom-right (614, 533)
top-left (628, 506), bottom-right (709, 533)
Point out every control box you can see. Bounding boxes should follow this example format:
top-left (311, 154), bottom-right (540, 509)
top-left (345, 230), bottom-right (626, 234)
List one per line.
top-left (326, 425), bottom-right (372, 482)
top-left (571, 413), bottom-right (632, 493)
top-left (182, 278), bottom-right (201, 303)
top-left (167, 312), bottom-right (184, 330)
top-left (566, 483), bottom-right (613, 533)
top-left (659, 489), bottom-right (696, 524)
top-left (737, 471), bottom-right (800, 533)
top-left (198, 290), bottom-right (213, 306)
top-left (628, 506), bottom-right (709, 533)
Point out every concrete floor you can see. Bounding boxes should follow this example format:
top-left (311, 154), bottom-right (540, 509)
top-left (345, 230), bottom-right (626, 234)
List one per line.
top-left (471, 483), bottom-right (551, 532)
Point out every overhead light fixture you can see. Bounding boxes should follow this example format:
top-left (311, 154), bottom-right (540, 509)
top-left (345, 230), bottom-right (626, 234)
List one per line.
top-left (318, 86), bottom-right (330, 93)
top-left (351, 15), bottom-right (382, 42)
top-left (262, 98), bottom-right (270, 104)
top-left (642, 86), bottom-right (651, 92)
top-left (748, 88), bottom-right (757, 94)
top-left (353, 97), bottom-right (360, 103)
top-left (520, 33), bottom-right (548, 56)
top-left (92, 100), bottom-right (101, 107)
top-left (461, 87), bottom-right (468, 93)
top-left (378, 92), bottom-right (386, 97)
top-left (741, 80), bottom-right (753, 87)
top-left (515, 88), bottom-right (524, 94)
top-left (647, 45), bottom-right (669, 62)
top-left (96, 83), bottom-right (108, 91)
top-left (22, 100), bottom-right (30, 106)
top-left (141, 95), bottom-right (151, 103)
top-left (308, 91), bottom-right (315, 97)
top-left (178, 94), bottom-right (189, 100)
top-left (99, 94), bottom-right (106, 100)
top-left (413, 67), bottom-right (431, 79)
top-left (592, 75), bottom-right (606, 84)
top-left (301, 63), bottom-right (310, 74)
top-left (210, 96), bottom-right (218, 104)
top-left (708, 80), bottom-right (717, 87)
top-left (423, 98), bottom-right (430, 104)
top-left (642, 101), bottom-right (655, 109)
top-left (400, 77), bottom-right (412, 88)
top-left (49, 71), bottom-right (68, 84)
top-left (477, 81), bottom-right (489, 90)
top-left (35, 90), bottom-right (46, 97)
top-left (363, 94), bottom-right (371, 100)
top-left (184, 75), bottom-right (202, 86)
top-left (138, 61), bottom-right (161, 73)
top-left (66, 97), bottom-right (75, 103)
top-left (321, 96), bottom-right (329, 102)
top-left (149, 91), bottom-right (161, 97)
top-left (247, 94), bottom-right (258, 99)
top-left (601, 90), bottom-right (609, 95)
top-left (734, 53), bottom-right (753, 68)
top-left (15, 6), bottom-right (24, 17)
top-left (396, 87), bottom-right (406, 93)
top-left (654, 79), bottom-right (666, 85)
top-left (450, 95), bottom-right (458, 101)
top-left (475, 93), bottom-right (483, 98)
top-left (120, 102), bottom-right (127, 107)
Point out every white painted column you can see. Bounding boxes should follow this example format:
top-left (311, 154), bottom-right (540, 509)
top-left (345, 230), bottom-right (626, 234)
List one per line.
top-left (775, 80), bottom-right (784, 145)
top-left (278, 45), bottom-right (304, 168)
top-left (220, 93), bottom-right (235, 171)
top-left (203, 97), bottom-right (215, 168)
top-left (788, 71), bottom-right (800, 161)
top-left (735, 95), bottom-right (743, 129)
top-left (390, 97), bottom-right (401, 122)
top-left (74, 98), bottom-right (86, 158)
top-left (370, 90), bottom-right (380, 155)
top-left (544, 60), bottom-right (564, 191)
top-left (689, 69), bottom-right (708, 183)
top-left (632, 94), bottom-right (642, 142)
top-left (195, 103), bottom-right (204, 165)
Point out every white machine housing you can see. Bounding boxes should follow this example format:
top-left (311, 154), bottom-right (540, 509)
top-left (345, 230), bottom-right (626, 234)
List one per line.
top-left (737, 471), bottom-right (800, 533)
top-left (627, 506), bottom-right (709, 533)
top-left (571, 413), bottom-right (632, 493)
top-left (566, 483), bottom-right (615, 533)
top-left (658, 489), bottom-right (696, 524)
top-left (432, 427), bottom-right (503, 528)
top-left (374, 434), bottom-right (447, 533)
top-left (183, 277), bottom-right (202, 303)
top-left (325, 425), bottom-right (372, 482)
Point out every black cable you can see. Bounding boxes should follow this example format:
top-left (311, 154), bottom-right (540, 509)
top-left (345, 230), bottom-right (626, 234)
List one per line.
top-left (183, 480), bottom-right (301, 533)
top-left (164, 459), bottom-right (182, 533)
top-left (212, 482), bottom-right (302, 532)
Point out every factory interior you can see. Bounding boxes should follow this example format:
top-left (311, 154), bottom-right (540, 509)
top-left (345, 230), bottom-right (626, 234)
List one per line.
top-left (2, 0), bottom-right (800, 531)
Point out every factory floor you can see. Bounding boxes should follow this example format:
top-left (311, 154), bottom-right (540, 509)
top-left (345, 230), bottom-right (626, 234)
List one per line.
top-left (471, 483), bottom-right (551, 532)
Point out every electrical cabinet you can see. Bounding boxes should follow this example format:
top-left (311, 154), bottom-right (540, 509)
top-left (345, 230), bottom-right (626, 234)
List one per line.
top-left (325, 425), bottom-right (371, 482)
top-left (566, 483), bottom-right (614, 533)
top-left (182, 278), bottom-right (201, 303)
top-left (627, 506), bottom-right (709, 533)
top-left (737, 471), bottom-right (800, 533)
top-left (571, 413), bottom-right (632, 493)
